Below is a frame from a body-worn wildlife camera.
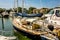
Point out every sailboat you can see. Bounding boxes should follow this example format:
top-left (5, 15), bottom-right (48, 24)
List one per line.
top-left (2, 11), bottom-right (9, 18)
top-left (0, 31), bottom-right (17, 40)
top-left (12, 0), bottom-right (59, 40)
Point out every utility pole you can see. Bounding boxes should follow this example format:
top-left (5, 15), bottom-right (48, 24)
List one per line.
top-left (22, 0), bottom-right (24, 13)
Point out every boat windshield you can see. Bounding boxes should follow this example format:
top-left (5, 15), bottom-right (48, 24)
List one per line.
top-left (48, 10), bottom-right (54, 14)
top-left (55, 10), bottom-right (60, 17)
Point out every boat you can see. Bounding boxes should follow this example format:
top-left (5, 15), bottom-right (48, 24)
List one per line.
top-left (45, 8), bottom-right (60, 40)
top-left (9, 11), bottom-right (16, 17)
top-left (0, 30), bottom-right (17, 40)
top-left (2, 11), bottom-right (9, 18)
top-left (12, 0), bottom-right (59, 40)
top-left (45, 8), bottom-right (60, 29)
top-left (0, 35), bottom-right (16, 40)
top-left (12, 13), bottom-right (59, 40)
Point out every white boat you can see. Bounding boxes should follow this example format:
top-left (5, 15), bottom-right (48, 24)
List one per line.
top-left (0, 30), bottom-right (17, 40)
top-left (2, 12), bottom-right (9, 18)
top-left (0, 35), bottom-right (16, 40)
top-left (12, 13), bottom-right (59, 40)
top-left (12, 0), bottom-right (59, 40)
top-left (45, 8), bottom-right (60, 28)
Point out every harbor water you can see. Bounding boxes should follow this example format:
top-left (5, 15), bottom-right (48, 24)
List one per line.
top-left (0, 17), bottom-right (53, 40)
top-left (0, 17), bottom-right (31, 40)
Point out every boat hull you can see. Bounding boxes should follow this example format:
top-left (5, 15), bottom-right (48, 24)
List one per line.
top-left (3, 15), bottom-right (9, 18)
top-left (13, 25), bottom-right (48, 40)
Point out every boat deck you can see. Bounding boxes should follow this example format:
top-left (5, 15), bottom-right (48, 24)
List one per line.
top-left (13, 19), bottom-right (59, 40)
top-left (13, 20), bottom-right (48, 35)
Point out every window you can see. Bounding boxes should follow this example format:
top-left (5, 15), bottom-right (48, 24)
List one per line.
top-left (55, 10), bottom-right (60, 17)
top-left (49, 10), bottom-right (54, 14)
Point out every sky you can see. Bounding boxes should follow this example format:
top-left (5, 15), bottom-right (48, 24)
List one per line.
top-left (0, 0), bottom-right (60, 9)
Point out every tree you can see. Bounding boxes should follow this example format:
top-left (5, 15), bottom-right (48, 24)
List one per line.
top-left (0, 8), bottom-right (4, 13)
top-left (18, 7), bottom-right (22, 13)
top-left (39, 8), bottom-right (49, 14)
top-left (23, 8), bottom-right (28, 13)
top-left (17, 7), bottom-right (28, 13)
top-left (28, 7), bottom-right (36, 14)
top-left (6, 8), bottom-right (13, 13)
top-left (2, 8), bottom-right (6, 11)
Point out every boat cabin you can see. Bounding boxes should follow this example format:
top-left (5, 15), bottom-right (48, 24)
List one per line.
top-left (46, 8), bottom-right (60, 28)
top-left (13, 13), bottom-right (44, 30)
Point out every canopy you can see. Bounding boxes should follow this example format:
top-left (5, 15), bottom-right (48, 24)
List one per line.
top-left (15, 13), bottom-right (43, 17)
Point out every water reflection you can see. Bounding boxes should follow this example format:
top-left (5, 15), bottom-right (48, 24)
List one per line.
top-left (0, 17), bottom-right (49, 40)
top-left (0, 17), bottom-right (31, 40)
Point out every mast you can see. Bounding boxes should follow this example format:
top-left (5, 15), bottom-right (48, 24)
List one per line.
top-left (16, 0), bottom-right (18, 13)
top-left (22, 0), bottom-right (24, 13)
top-left (13, 0), bottom-right (15, 12)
